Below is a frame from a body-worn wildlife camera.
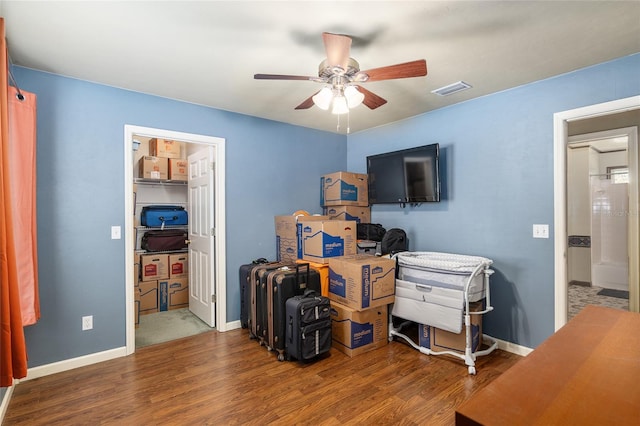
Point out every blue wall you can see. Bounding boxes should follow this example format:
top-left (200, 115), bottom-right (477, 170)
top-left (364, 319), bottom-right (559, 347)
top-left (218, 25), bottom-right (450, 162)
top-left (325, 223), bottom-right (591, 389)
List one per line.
top-left (347, 53), bottom-right (640, 348)
top-left (14, 67), bottom-right (346, 367)
top-left (8, 53), bottom-right (639, 369)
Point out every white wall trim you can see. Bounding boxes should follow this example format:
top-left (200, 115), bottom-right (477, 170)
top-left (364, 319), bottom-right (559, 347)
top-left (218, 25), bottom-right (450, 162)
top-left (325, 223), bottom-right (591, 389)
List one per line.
top-left (225, 320), bottom-right (242, 331)
top-left (124, 125), bottom-right (227, 357)
top-left (24, 347), bottom-right (127, 381)
top-left (495, 338), bottom-right (533, 357)
top-left (0, 385), bottom-right (15, 424)
top-left (553, 96), bottom-right (640, 331)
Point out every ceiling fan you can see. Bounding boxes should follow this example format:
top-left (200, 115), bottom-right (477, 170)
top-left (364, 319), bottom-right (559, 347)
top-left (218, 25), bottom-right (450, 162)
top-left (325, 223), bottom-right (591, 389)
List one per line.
top-left (254, 32), bottom-right (428, 114)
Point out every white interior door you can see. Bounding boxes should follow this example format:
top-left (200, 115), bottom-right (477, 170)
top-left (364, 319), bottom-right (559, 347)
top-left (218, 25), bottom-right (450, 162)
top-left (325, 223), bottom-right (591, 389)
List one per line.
top-left (188, 146), bottom-right (216, 327)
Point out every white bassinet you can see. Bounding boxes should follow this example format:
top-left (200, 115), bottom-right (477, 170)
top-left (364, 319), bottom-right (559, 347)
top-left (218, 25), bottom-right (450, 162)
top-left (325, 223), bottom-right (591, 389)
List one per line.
top-left (389, 251), bottom-right (498, 374)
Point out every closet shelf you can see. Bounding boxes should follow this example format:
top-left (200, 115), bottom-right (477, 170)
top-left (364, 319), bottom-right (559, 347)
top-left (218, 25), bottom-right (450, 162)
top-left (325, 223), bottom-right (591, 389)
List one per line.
top-left (136, 225), bottom-right (188, 231)
top-left (134, 178), bottom-right (187, 186)
top-left (135, 249), bottom-right (188, 255)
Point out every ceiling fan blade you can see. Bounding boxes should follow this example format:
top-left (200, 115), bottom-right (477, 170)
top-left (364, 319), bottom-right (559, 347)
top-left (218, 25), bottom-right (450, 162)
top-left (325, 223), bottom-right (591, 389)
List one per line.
top-left (355, 85), bottom-right (387, 110)
top-left (360, 59), bottom-right (427, 82)
top-left (295, 93), bottom-right (317, 110)
top-left (254, 73), bottom-right (316, 81)
top-left (322, 32), bottom-right (352, 70)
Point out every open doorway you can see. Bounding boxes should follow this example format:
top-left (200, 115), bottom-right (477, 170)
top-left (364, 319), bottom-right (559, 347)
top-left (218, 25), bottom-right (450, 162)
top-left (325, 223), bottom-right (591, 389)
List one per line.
top-left (124, 125), bottom-right (227, 355)
top-left (566, 129), bottom-right (636, 320)
top-left (553, 96), bottom-right (640, 330)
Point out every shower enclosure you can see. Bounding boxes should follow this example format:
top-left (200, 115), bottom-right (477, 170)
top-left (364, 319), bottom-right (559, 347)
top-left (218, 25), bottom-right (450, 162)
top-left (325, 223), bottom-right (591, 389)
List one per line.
top-left (590, 174), bottom-right (629, 291)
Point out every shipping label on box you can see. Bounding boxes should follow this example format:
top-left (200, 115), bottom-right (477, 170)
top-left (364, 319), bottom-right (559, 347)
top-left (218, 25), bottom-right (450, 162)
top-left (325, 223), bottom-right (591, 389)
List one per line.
top-left (149, 138), bottom-right (183, 159)
top-left (137, 280), bottom-right (159, 315)
top-left (330, 302), bottom-right (388, 357)
top-left (328, 255), bottom-right (395, 310)
top-left (274, 214), bottom-right (328, 262)
top-left (321, 171), bottom-right (368, 207)
top-left (169, 158), bottom-right (188, 181)
top-left (297, 220), bottom-right (356, 264)
top-left (138, 156), bottom-right (168, 180)
top-left (323, 206), bottom-right (371, 224)
top-left (169, 253), bottom-right (189, 278)
top-left (159, 277), bottom-right (189, 311)
top-left (141, 254), bottom-right (169, 281)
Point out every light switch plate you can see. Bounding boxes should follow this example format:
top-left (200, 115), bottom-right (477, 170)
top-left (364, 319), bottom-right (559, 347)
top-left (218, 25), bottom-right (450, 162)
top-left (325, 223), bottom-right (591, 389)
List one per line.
top-left (111, 226), bottom-right (121, 240)
top-left (533, 224), bottom-right (549, 239)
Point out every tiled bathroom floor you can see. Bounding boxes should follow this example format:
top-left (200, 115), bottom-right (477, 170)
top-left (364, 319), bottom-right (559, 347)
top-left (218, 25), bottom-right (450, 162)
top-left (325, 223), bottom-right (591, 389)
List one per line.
top-left (568, 283), bottom-right (629, 321)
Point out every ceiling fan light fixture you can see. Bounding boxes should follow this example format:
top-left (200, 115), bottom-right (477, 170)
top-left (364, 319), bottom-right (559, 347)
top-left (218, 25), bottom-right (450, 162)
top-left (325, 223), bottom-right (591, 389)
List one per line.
top-left (312, 87), bottom-right (333, 110)
top-left (431, 81), bottom-right (472, 96)
top-left (344, 86), bottom-right (364, 108)
top-left (331, 96), bottom-right (349, 115)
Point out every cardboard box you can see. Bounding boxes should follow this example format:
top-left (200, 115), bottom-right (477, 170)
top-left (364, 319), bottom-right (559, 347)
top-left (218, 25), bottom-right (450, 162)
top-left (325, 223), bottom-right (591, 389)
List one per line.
top-left (137, 280), bottom-right (159, 315)
top-left (330, 302), bottom-right (388, 357)
top-left (323, 206), bottom-right (371, 224)
top-left (328, 254), bottom-right (395, 310)
top-left (138, 156), bottom-right (168, 180)
top-left (134, 285), bottom-right (141, 327)
top-left (274, 214), bottom-right (328, 262)
top-left (149, 138), bottom-right (183, 159)
top-left (418, 301), bottom-right (484, 353)
top-left (296, 259), bottom-right (329, 296)
top-left (169, 253), bottom-right (189, 278)
top-left (297, 219), bottom-right (357, 264)
top-left (159, 277), bottom-right (189, 311)
top-left (321, 171), bottom-right (368, 207)
top-left (169, 158), bottom-right (188, 181)
top-left (134, 255), bottom-right (140, 282)
top-left (140, 253), bottom-right (169, 281)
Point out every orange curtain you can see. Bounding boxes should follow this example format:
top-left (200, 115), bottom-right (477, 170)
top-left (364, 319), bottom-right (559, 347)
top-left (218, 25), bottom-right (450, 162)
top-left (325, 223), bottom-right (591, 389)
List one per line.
top-left (1, 17), bottom-right (39, 388)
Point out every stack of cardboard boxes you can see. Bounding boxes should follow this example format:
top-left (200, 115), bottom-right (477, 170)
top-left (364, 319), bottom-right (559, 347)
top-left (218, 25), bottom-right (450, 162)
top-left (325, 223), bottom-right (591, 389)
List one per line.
top-left (138, 138), bottom-right (188, 182)
top-left (273, 171), bottom-right (393, 357)
top-left (135, 250), bottom-right (190, 326)
top-left (134, 138), bottom-right (190, 326)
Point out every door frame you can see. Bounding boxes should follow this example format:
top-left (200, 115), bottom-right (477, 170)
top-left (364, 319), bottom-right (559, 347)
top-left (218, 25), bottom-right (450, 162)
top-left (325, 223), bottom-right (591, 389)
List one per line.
top-left (124, 125), bottom-right (227, 355)
top-left (553, 96), bottom-right (640, 331)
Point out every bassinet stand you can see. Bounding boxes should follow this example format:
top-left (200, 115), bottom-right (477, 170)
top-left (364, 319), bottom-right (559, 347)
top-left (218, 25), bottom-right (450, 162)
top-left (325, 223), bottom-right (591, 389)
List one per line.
top-left (389, 262), bottom-right (498, 375)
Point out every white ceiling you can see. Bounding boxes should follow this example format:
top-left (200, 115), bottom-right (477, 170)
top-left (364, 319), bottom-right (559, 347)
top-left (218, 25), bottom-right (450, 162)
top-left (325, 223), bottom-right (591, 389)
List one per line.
top-left (1, 1), bottom-right (639, 134)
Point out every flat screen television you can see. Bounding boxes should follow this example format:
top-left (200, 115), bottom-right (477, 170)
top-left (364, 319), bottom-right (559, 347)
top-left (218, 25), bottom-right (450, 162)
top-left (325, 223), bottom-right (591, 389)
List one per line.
top-left (367, 143), bottom-right (440, 205)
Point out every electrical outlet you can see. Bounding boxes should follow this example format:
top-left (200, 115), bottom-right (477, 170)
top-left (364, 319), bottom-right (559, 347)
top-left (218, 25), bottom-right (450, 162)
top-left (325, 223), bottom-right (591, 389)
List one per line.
top-left (533, 224), bottom-right (549, 239)
top-left (82, 315), bottom-right (93, 331)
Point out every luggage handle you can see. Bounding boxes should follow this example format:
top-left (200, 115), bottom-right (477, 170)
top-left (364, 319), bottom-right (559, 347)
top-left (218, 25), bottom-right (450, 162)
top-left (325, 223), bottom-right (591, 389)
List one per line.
top-left (295, 263), bottom-right (311, 289)
top-left (302, 288), bottom-right (317, 298)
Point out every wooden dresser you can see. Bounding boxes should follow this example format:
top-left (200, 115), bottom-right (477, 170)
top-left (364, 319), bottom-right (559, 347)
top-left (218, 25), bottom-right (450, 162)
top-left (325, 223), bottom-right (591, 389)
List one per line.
top-left (455, 305), bottom-right (640, 425)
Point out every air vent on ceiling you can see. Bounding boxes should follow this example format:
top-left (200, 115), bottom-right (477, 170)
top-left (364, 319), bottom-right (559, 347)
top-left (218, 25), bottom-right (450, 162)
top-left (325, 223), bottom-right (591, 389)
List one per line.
top-left (431, 81), bottom-right (472, 96)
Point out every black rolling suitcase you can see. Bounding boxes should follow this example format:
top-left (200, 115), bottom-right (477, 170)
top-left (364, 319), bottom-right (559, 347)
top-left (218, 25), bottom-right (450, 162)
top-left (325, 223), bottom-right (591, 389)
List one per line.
top-left (266, 263), bottom-right (322, 361)
top-left (250, 262), bottom-right (293, 342)
top-left (239, 258), bottom-right (269, 329)
top-left (286, 289), bottom-right (332, 362)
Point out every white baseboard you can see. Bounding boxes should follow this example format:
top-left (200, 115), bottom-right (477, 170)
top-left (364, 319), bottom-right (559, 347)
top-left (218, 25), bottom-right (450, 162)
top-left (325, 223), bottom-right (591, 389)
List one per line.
top-left (1, 385), bottom-right (15, 424)
top-left (225, 320), bottom-right (241, 331)
top-left (494, 338), bottom-right (533, 356)
top-left (24, 346), bottom-right (127, 382)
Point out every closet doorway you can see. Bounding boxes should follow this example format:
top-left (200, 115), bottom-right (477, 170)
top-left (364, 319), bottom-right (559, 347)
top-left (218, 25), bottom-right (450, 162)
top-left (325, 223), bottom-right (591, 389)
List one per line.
top-left (553, 96), bottom-right (640, 330)
top-left (123, 125), bottom-right (227, 355)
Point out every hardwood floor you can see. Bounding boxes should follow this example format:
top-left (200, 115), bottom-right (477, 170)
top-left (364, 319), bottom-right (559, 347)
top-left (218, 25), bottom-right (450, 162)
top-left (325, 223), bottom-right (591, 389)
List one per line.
top-left (4, 328), bottom-right (521, 425)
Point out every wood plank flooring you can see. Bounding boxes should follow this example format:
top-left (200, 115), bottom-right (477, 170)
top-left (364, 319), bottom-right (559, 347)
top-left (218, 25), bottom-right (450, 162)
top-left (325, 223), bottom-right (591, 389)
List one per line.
top-left (4, 328), bottom-right (521, 425)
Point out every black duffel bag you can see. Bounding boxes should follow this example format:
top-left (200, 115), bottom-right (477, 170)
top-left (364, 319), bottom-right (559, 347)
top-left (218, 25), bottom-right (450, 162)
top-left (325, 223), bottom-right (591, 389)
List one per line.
top-left (357, 223), bottom-right (386, 242)
top-left (141, 229), bottom-right (188, 252)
